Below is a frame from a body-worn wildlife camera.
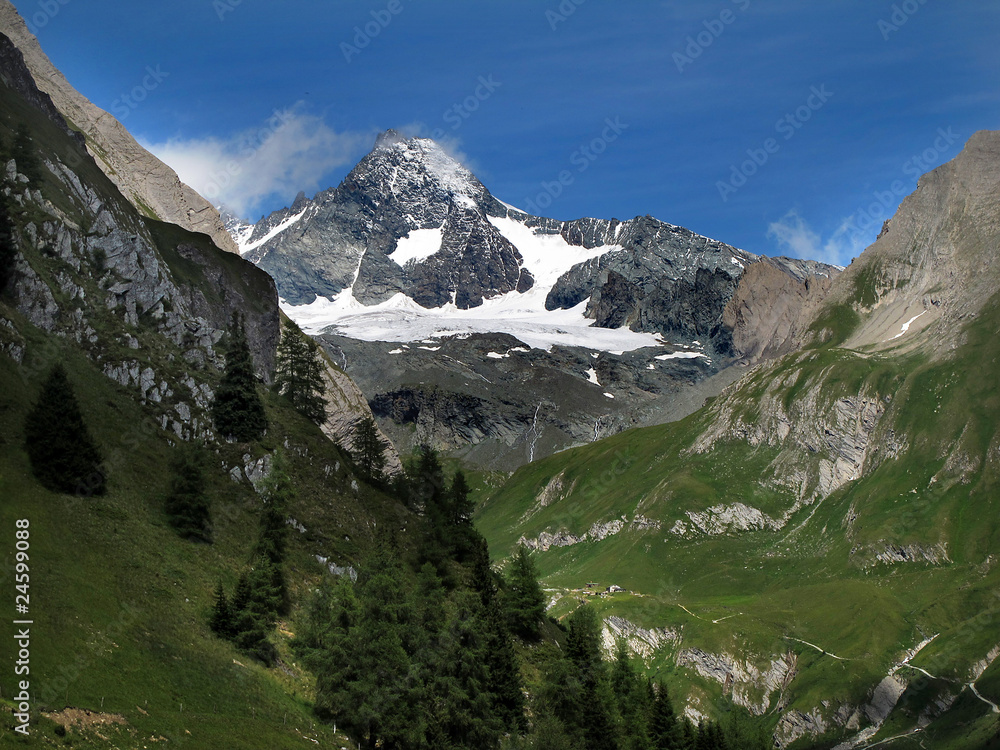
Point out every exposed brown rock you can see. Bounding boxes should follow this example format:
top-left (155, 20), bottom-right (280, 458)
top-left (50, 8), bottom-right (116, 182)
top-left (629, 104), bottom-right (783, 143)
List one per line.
top-left (723, 256), bottom-right (838, 363)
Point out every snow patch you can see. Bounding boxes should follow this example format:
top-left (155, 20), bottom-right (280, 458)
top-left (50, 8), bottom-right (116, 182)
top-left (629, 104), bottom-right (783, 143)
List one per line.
top-left (239, 209), bottom-right (307, 255)
top-left (390, 227), bottom-right (443, 267)
top-left (586, 368), bottom-right (600, 386)
top-left (655, 351), bottom-right (707, 361)
top-left (280, 214), bottom-right (662, 353)
top-left (891, 310), bottom-right (928, 341)
top-left (284, 290), bottom-right (663, 353)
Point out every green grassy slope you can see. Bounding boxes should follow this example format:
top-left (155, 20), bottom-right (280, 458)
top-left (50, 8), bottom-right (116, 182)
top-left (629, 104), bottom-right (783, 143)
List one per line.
top-left (0, 67), bottom-right (414, 747)
top-left (475, 295), bottom-right (1000, 747)
top-left (0, 311), bottom-right (409, 748)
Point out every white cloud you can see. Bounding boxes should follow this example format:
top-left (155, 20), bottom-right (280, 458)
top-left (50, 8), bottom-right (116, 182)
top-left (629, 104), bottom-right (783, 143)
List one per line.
top-left (767, 209), bottom-right (869, 269)
top-left (143, 105), bottom-right (371, 219)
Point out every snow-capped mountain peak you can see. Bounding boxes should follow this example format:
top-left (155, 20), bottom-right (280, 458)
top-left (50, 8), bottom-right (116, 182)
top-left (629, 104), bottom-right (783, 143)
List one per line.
top-left (232, 131), bottom-right (839, 355)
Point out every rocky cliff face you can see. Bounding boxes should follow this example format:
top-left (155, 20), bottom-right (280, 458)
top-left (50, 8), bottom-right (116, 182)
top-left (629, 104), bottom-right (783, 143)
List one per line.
top-left (243, 130), bottom-right (526, 308)
top-left (317, 354), bottom-right (402, 475)
top-left (0, 36), bottom-right (276, 440)
top-left (0, 1), bottom-right (240, 256)
top-left (241, 131), bottom-right (839, 360)
top-left (723, 256), bottom-right (838, 363)
top-left (820, 130), bottom-right (1000, 354)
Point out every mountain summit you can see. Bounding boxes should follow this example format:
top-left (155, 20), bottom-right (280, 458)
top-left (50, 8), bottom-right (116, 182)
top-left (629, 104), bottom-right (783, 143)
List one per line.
top-left (240, 130), bottom-right (839, 360)
top-left (235, 132), bottom-right (841, 468)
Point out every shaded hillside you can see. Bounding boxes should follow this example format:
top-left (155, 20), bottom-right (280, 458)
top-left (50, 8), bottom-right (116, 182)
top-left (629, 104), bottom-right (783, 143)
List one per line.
top-left (0, 33), bottom-right (409, 748)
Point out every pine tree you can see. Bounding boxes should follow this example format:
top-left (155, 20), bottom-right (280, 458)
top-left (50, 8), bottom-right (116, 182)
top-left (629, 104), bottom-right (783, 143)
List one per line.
top-left (164, 443), bottom-right (211, 541)
top-left (229, 560), bottom-right (280, 664)
top-left (504, 544), bottom-right (546, 640)
top-left (343, 538), bottom-right (422, 749)
top-left (11, 124), bottom-right (42, 185)
top-left (565, 604), bottom-right (619, 750)
top-left (424, 592), bottom-right (504, 748)
top-left (352, 416), bottom-right (387, 484)
top-left (274, 318), bottom-right (327, 423)
top-left (210, 581), bottom-right (235, 639)
top-left (483, 594), bottom-right (526, 732)
top-left (611, 643), bottom-right (652, 750)
top-left (650, 679), bottom-right (682, 750)
top-left (0, 192), bottom-right (17, 295)
top-left (24, 363), bottom-right (106, 495)
top-left (447, 470), bottom-right (478, 561)
top-left (211, 313), bottom-right (267, 442)
top-left (566, 605), bottom-right (605, 683)
top-left (253, 450), bottom-right (293, 614)
top-left (470, 536), bottom-right (497, 603)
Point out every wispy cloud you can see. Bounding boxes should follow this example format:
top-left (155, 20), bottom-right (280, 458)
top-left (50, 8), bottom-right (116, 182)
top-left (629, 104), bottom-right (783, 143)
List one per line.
top-left (143, 105), bottom-right (371, 219)
top-left (767, 209), bottom-right (867, 268)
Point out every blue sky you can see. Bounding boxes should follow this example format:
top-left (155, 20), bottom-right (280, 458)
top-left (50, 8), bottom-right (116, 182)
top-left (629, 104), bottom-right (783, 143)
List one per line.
top-left (13, 0), bottom-right (1000, 266)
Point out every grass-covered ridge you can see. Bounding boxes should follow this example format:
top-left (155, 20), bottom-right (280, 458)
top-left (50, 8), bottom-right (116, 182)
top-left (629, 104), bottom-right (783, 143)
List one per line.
top-left (475, 292), bottom-right (1000, 747)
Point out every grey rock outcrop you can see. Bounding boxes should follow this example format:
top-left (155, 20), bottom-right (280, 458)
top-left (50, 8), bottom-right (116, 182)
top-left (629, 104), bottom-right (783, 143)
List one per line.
top-left (317, 357), bottom-right (402, 475)
top-left (240, 131), bottom-right (838, 360)
top-left (0, 37), bottom-right (278, 441)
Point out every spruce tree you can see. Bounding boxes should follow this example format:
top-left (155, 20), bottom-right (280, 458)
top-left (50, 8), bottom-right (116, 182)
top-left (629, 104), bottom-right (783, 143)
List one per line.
top-left (11, 124), bottom-right (42, 185)
top-left (211, 313), bottom-right (267, 442)
top-left (611, 643), bottom-right (652, 750)
top-left (504, 544), bottom-right (546, 640)
top-left (229, 561), bottom-right (279, 664)
top-left (24, 363), bottom-right (106, 495)
top-left (210, 581), bottom-right (235, 639)
top-left (344, 538), bottom-right (421, 749)
top-left (447, 470), bottom-right (478, 560)
top-left (650, 679), bottom-right (682, 750)
top-left (164, 443), bottom-right (211, 541)
top-left (424, 592), bottom-right (504, 748)
top-left (253, 450), bottom-right (293, 614)
top-left (274, 318), bottom-right (327, 424)
top-left (352, 416), bottom-right (387, 484)
top-left (483, 594), bottom-right (526, 732)
top-left (0, 192), bottom-right (17, 295)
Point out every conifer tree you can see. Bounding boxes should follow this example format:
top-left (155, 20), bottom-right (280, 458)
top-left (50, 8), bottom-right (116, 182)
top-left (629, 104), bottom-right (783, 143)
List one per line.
top-left (274, 318), bottom-right (327, 423)
top-left (24, 363), bottom-right (106, 495)
top-left (425, 592), bottom-right (504, 748)
top-left (447, 470), bottom-right (478, 560)
top-left (470, 535), bottom-right (501, 608)
top-left (211, 312), bottom-right (267, 442)
top-left (11, 124), bottom-right (42, 185)
top-left (352, 416), bottom-right (387, 483)
top-left (253, 450), bottom-right (293, 614)
top-left (210, 581), bottom-right (235, 639)
top-left (164, 443), bottom-right (211, 541)
top-left (483, 593), bottom-right (526, 732)
top-left (611, 643), bottom-right (652, 750)
top-left (229, 561), bottom-right (279, 664)
top-left (343, 538), bottom-right (421, 748)
top-left (0, 192), bottom-right (16, 295)
top-left (650, 679), bottom-right (682, 750)
top-left (504, 544), bottom-right (546, 640)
